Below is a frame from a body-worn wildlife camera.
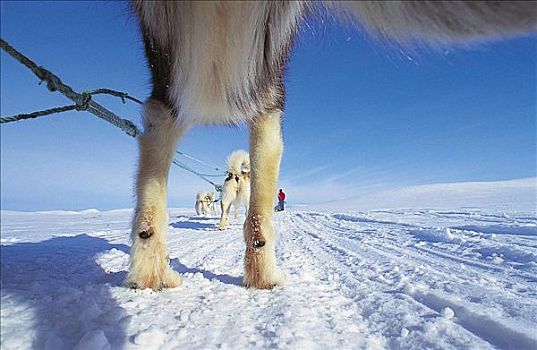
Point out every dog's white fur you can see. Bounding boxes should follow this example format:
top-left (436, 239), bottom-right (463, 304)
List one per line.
top-left (128, 1), bottom-right (536, 290)
top-left (218, 150), bottom-right (251, 230)
top-left (195, 191), bottom-right (216, 217)
top-left (127, 100), bottom-right (185, 289)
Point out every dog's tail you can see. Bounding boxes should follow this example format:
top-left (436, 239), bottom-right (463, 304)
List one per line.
top-left (226, 150), bottom-right (250, 176)
top-left (195, 191), bottom-right (206, 202)
top-left (325, 1), bottom-right (536, 46)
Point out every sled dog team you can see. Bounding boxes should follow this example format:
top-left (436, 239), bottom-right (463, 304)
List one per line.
top-left (196, 150), bottom-right (285, 230)
top-left (194, 150), bottom-right (251, 227)
top-left (128, 1), bottom-right (536, 290)
top-left (194, 191), bottom-right (216, 217)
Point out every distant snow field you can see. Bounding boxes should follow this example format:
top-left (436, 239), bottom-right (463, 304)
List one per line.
top-left (1, 203), bottom-right (536, 349)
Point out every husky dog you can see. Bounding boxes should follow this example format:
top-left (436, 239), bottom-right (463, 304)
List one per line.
top-left (218, 150), bottom-right (251, 230)
top-left (195, 191), bottom-right (217, 217)
top-left (128, 1), bottom-right (536, 290)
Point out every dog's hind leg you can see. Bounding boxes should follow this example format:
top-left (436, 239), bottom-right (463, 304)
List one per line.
top-left (238, 177), bottom-right (250, 219)
top-left (243, 111), bottom-right (284, 289)
top-left (210, 201), bottom-right (216, 216)
top-left (127, 100), bottom-right (186, 290)
top-left (218, 197), bottom-right (232, 230)
top-left (233, 202), bottom-right (241, 220)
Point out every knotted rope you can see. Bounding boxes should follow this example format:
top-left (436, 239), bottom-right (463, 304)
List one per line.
top-left (0, 38), bottom-right (226, 192)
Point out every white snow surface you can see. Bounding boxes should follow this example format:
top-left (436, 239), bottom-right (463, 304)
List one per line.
top-left (1, 206), bottom-right (536, 349)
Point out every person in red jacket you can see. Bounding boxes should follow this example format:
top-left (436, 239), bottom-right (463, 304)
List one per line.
top-left (277, 188), bottom-right (286, 211)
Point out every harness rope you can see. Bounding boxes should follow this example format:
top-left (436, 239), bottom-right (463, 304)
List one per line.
top-left (0, 38), bottom-right (225, 193)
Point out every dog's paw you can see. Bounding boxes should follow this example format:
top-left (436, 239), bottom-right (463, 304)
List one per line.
top-left (243, 251), bottom-right (284, 289)
top-left (217, 218), bottom-right (229, 230)
top-left (242, 212), bottom-right (284, 289)
top-left (127, 264), bottom-right (182, 290)
top-left (128, 239), bottom-right (182, 290)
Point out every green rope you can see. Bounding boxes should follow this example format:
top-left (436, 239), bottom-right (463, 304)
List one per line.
top-left (172, 158), bottom-right (223, 192)
top-left (0, 37), bottom-right (226, 192)
top-left (175, 150), bottom-right (227, 174)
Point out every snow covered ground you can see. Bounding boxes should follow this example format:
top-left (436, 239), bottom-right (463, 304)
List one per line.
top-left (1, 205), bottom-right (536, 349)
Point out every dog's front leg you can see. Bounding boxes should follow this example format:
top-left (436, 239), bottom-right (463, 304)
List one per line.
top-left (243, 111), bottom-right (284, 289)
top-left (127, 100), bottom-right (186, 290)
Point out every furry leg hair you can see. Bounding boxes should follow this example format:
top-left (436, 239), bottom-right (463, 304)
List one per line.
top-left (127, 100), bottom-right (187, 290)
top-left (243, 112), bottom-right (285, 289)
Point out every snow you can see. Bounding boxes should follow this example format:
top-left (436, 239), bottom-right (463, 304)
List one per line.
top-left (1, 204), bottom-right (536, 349)
top-left (312, 177), bottom-right (536, 212)
top-left (74, 330), bottom-right (111, 350)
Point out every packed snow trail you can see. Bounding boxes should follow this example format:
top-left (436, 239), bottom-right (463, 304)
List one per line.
top-left (1, 208), bottom-right (536, 349)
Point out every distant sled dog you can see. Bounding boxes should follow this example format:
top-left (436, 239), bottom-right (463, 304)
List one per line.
top-left (128, 1), bottom-right (537, 290)
top-left (218, 150), bottom-right (251, 230)
top-left (195, 191), bottom-right (216, 217)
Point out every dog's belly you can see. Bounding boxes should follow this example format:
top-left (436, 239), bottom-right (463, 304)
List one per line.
top-left (136, 1), bottom-right (305, 125)
top-left (169, 2), bottom-right (304, 125)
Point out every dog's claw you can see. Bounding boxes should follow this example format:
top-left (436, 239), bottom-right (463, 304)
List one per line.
top-left (139, 230), bottom-right (152, 239)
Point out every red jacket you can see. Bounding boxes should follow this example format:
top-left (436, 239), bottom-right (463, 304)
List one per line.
top-left (278, 192), bottom-right (286, 201)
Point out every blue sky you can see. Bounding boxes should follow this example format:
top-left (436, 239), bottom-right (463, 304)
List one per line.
top-left (1, 1), bottom-right (535, 211)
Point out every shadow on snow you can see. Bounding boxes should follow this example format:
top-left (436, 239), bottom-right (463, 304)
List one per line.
top-left (0, 234), bottom-right (130, 349)
top-left (171, 259), bottom-right (243, 286)
top-left (170, 216), bottom-right (218, 230)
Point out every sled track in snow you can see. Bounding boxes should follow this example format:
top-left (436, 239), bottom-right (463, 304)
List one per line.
top-left (283, 211), bottom-right (537, 349)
